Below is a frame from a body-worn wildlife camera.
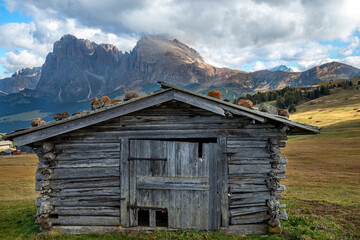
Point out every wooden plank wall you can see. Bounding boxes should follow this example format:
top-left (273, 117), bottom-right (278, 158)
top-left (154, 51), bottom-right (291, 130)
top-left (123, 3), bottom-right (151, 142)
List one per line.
top-left (226, 131), bottom-right (287, 234)
top-left (32, 101), bottom-right (288, 234)
top-left (34, 137), bottom-right (121, 230)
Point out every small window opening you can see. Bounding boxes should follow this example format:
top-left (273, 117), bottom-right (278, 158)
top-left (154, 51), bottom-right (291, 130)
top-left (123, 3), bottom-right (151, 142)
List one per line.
top-left (156, 210), bottom-right (168, 227)
top-left (138, 209), bottom-right (149, 226)
top-left (198, 143), bottom-right (203, 158)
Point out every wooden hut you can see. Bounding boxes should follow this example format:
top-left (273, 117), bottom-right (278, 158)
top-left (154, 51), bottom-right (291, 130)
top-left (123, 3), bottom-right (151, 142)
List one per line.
top-left (4, 82), bottom-right (319, 235)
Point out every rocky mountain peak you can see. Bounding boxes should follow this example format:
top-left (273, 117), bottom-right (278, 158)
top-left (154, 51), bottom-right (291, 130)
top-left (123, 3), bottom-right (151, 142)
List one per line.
top-left (53, 34), bottom-right (95, 57)
top-left (269, 65), bottom-right (293, 72)
top-left (134, 36), bottom-right (204, 63)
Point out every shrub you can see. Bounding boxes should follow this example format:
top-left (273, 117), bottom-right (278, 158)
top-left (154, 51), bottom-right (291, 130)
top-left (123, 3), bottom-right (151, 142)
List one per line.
top-left (207, 90), bottom-right (222, 100)
top-left (289, 104), bottom-right (296, 113)
top-left (124, 92), bottom-right (139, 101)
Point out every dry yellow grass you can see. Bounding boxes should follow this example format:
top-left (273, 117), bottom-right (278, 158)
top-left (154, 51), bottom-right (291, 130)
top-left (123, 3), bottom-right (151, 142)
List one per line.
top-left (283, 88), bottom-right (360, 207)
top-left (289, 88), bottom-right (360, 127)
top-left (0, 155), bottom-right (38, 202)
top-left (282, 136), bottom-right (360, 207)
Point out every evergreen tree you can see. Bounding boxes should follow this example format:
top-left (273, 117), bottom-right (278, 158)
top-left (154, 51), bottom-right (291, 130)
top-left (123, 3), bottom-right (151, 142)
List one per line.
top-left (288, 104), bottom-right (296, 113)
top-left (320, 86), bottom-right (326, 95)
top-left (276, 96), bottom-right (285, 108)
top-left (313, 89), bottom-right (320, 98)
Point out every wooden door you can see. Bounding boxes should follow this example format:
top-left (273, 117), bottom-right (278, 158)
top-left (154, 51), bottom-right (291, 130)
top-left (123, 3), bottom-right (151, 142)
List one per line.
top-left (128, 140), bottom-right (219, 230)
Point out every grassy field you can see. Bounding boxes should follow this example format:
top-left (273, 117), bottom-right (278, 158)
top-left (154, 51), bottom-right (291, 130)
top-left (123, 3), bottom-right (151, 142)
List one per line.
top-left (0, 110), bottom-right (51, 123)
top-left (0, 88), bottom-right (359, 239)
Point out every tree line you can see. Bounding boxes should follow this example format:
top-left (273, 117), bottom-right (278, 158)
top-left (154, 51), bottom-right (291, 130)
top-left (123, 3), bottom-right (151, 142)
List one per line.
top-left (236, 84), bottom-right (334, 112)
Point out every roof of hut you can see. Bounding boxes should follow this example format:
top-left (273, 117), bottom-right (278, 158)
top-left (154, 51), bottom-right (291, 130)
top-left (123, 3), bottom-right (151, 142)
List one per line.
top-left (5, 82), bottom-right (320, 146)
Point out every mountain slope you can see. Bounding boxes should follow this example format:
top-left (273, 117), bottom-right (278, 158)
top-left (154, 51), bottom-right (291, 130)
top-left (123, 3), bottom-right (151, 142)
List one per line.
top-left (3, 35), bottom-right (360, 103)
top-left (269, 65), bottom-right (294, 72)
top-left (0, 67), bottom-right (41, 94)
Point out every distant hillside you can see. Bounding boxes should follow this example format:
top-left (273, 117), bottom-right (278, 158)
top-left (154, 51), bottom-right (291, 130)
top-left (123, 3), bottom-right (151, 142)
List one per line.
top-left (0, 67), bottom-right (41, 94)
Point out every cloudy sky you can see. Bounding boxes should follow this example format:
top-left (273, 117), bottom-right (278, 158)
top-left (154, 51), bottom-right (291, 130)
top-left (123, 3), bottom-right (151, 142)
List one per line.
top-left (1, 0), bottom-right (360, 78)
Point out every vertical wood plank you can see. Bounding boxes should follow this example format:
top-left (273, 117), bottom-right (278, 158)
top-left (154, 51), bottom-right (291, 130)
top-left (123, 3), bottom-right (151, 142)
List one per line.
top-left (120, 138), bottom-right (129, 227)
top-left (129, 139), bottom-right (137, 226)
top-left (149, 210), bottom-right (155, 227)
top-left (219, 136), bottom-right (229, 227)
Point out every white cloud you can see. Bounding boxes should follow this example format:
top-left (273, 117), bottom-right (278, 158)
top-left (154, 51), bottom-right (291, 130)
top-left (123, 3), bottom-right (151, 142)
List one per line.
top-left (0, 50), bottom-right (45, 74)
top-left (339, 56), bottom-right (360, 69)
top-left (338, 36), bottom-right (360, 57)
top-left (1, 0), bottom-right (360, 75)
top-left (250, 61), bottom-right (266, 72)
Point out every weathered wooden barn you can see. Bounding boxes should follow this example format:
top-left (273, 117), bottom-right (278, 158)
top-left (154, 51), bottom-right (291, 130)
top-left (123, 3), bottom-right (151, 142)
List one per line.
top-left (5, 82), bottom-right (319, 235)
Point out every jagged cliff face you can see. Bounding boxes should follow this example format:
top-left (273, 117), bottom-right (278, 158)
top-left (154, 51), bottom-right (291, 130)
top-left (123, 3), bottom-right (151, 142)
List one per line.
top-left (0, 67), bottom-right (41, 94)
top-left (34, 35), bottom-right (123, 102)
top-left (3, 35), bottom-right (360, 102)
top-left (33, 35), bottom-right (255, 102)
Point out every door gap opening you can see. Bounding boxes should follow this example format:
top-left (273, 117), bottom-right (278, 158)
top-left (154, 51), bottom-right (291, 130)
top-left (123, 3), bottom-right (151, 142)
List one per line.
top-left (156, 210), bottom-right (168, 227)
top-left (138, 209), bottom-right (149, 226)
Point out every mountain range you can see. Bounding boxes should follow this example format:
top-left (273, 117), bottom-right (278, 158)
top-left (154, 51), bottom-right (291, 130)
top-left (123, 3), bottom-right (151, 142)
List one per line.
top-left (1, 34), bottom-right (360, 132)
top-left (269, 65), bottom-right (293, 72)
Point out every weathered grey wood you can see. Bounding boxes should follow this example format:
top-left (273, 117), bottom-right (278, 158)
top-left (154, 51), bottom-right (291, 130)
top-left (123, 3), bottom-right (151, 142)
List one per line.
top-left (136, 176), bottom-right (209, 191)
top-left (55, 158), bottom-right (119, 168)
top-left (55, 143), bottom-right (120, 152)
top-left (12, 89), bottom-right (175, 146)
top-left (229, 184), bottom-right (268, 192)
top-left (51, 226), bottom-right (119, 234)
top-left (224, 108), bottom-right (267, 123)
top-left (36, 196), bottom-right (120, 207)
top-left (42, 142), bottom-right (54, 153)
top-left (227, 141), bottom-right (268, 148)
top-left (228, 177), bottom-right (266, 184)
top-left (128, 140), bottom-right (214, 230)
top-left (168, 89), bottom-right (265, 123)
top-left (173, 90), bottom-right (225, 117)
top-left (137, 182), bottom-right (209, 191)
top-left (231, 211), bottom-right (270, 224)
top-left (92, 123), bottom-right (249, 131)
top-left (279, 209), bottom-right (288, 220)
top-left (55, 152), bottom-right (120, 161)
top-left (67, 129), bottom-right (220, 139)
top-left (52, 216), bottom-right (120, 226)
top-left (229, 164), bottom-right (285, 175)
top-left (206, 142), bottom-right (220, 230)
top-left (229, 203), bottom-right (266, 208)
top-left (36, 167), bottom-right (119, 180)
top-left (129, 139), bottom-right (137, 227)
top-left (54, 206), bottom-right (120, 216)
top-left (149, 210), bottom-right (156, 228)
top-left (230, 206), bottom-right (269, 217)
top-left (228, 159), bottom-right (272, 165)
top-left (227, 224), bottom-right (268, 235)
top-left (35, 177), bottom-right (119, 191)
top-left (119, 138), bottom-right (129, 227)
top-left (229, 191), bottom-right (271, 200)
top-left (218, 136), bottom-right (229, 228)
top-left (50, 187), bottom-right (121, 197)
